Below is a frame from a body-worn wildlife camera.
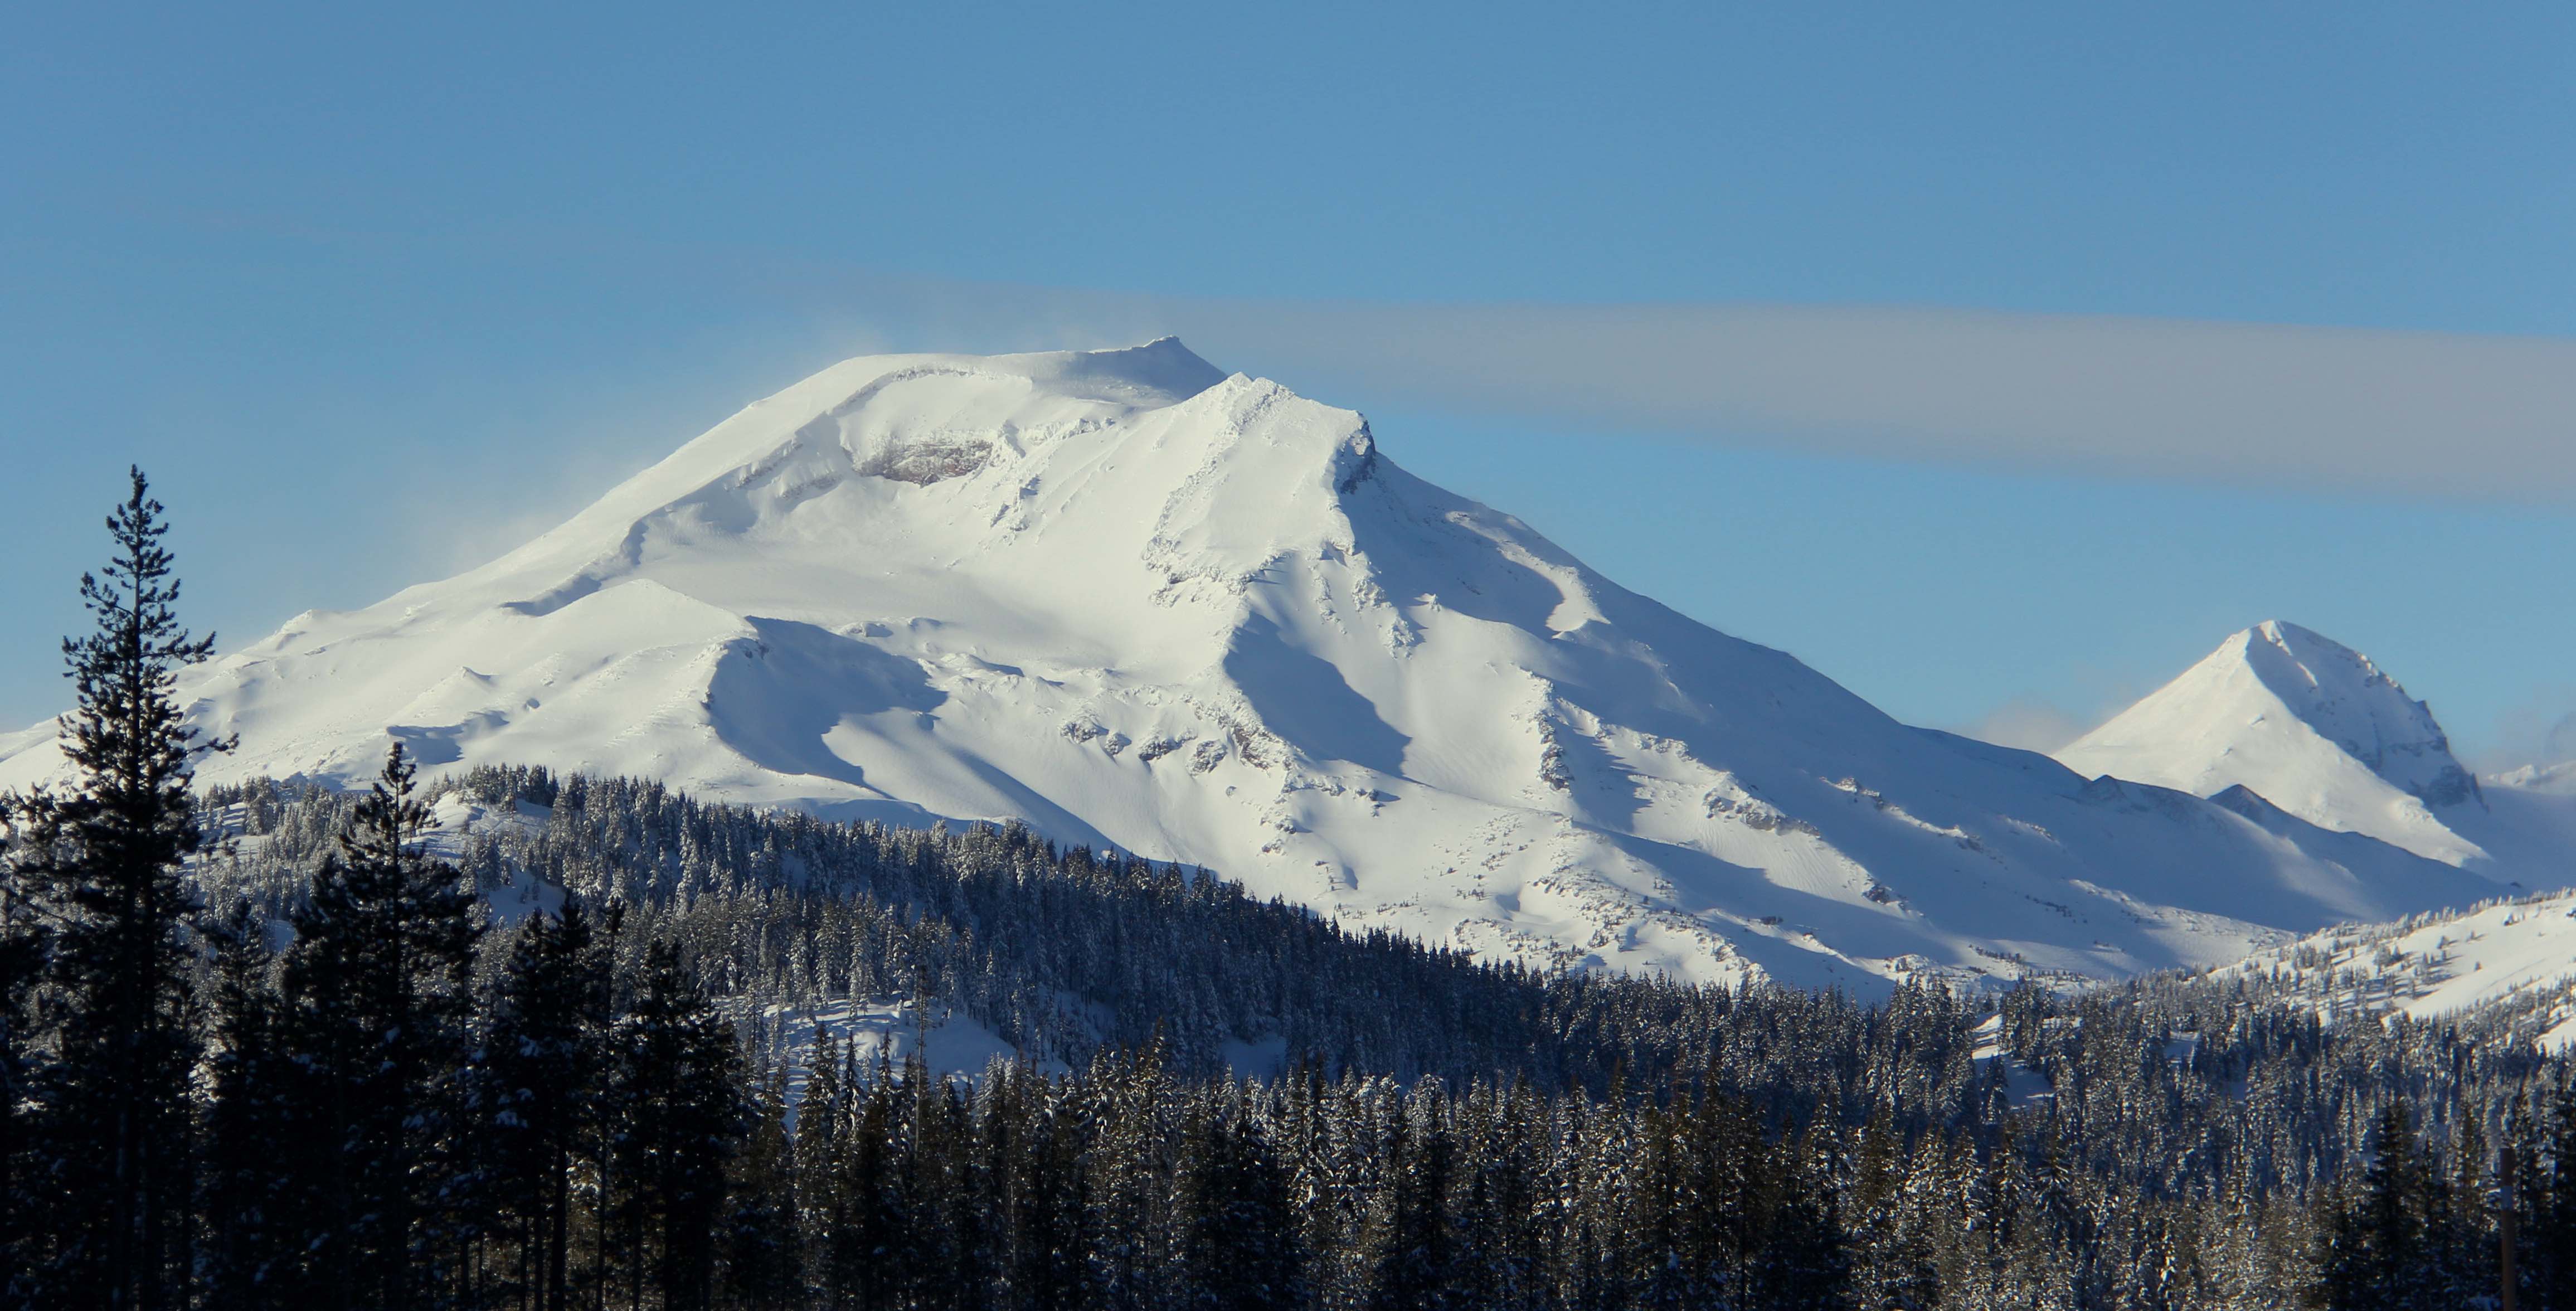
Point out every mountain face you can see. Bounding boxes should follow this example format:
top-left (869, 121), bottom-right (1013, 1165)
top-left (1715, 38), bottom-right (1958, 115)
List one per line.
top-left (2057, 621), bottom-right (2488, 865)
top-left (2055, 620), bottom-right (2576, 887)
top-left (0, 342), bottom-right (2498, 990)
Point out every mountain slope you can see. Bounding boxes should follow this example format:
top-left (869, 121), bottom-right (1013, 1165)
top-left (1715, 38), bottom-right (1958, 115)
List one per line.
top-left (2214, 890), bottom-right (2576, 1051)
top-left (0, 342), bottom-right (2498, 990)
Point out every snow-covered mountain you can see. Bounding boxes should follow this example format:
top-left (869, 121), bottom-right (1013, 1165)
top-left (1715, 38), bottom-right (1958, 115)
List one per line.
top-left (0, 342), bottom-right (2502, 990)
top-left (2057, 621), bottom-right (2576, 888)
top-left (2057, 621), bottom-right (2486, 863)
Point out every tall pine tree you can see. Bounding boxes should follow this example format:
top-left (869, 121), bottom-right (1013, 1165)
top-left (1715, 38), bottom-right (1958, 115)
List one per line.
top-left (280, 741), bottom-right (485, 1310)
top-left (2317, 1103), bottom-right (2451, 1311)
top-left (607, 938), bottom-right (746, 1311)
top-left (480, 900), bottom-right (615, 1311)
top-left (0, 797), bottom-right (50, 1308)
top-left (198, 901), bottom-right (307, 1310)
top-left (1180, 1090), bottom-right (1304, 1311)
top-left (7, 468), bottom-right (229, 1309)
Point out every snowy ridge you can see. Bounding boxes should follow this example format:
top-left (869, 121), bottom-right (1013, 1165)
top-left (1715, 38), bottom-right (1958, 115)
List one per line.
top-left (0, 342), bottom-right (2505, 992)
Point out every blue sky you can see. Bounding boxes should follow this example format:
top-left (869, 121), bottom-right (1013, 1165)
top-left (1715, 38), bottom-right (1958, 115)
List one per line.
top-left (4, 3), bottom-right (2573, 760)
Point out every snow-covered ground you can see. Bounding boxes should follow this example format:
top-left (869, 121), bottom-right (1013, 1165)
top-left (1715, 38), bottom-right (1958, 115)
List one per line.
top-left (1967, 1013), bottom-right (2059, 1108)
top-left (2214, 891), bottom-right (2576, 1050)
top-left (0, 342), bottom-right (2509, 993)
top-left (741, 998), bottom-right (1042, 1114)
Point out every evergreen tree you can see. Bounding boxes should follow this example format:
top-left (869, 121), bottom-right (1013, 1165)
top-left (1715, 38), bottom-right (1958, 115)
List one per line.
top-left (2316, 1104), bottom-right (2440, 1311)
top-left (1753, 1128), bottom-right (1851, 1311)
top-left (481, 900), bottom-right (615, 1311)
top-left (8, 468), bottom-right (229, 1309)
top-left (721, 1060), bottom-right (804, 1310)
top-left (1179, 1091), bottom-right (1304, 1311)
top-left (609, 938), bottom-right (747, 1311)
top-left (2443, 1111), bottom-right (2495, 1307)
top-left (840, 1067), bottom-right (908, 1311)
top-left (793, 1027), bottom-right (861, 1307)
top-left (2524, 1087), bottom-right (2576, 1310)
top-left (1362, 1088), bottom-right (1457, 1311)
top-left (0, 799), bottom-right (50, 1308)
top-left (1846, 1106), bottom-right (1935, 1311)
top-left (1629, 1096), bottom-right (1704, 1311)
top-left (900, 1072), bottom-right (973, 1311)
top-left (1017, 1072), bottom-right (1100, 1311)
top-left (280, 741), bottom-right (486, 1310)
top-left (198, 902), bottom-right (306, 1310)
top-left (1082, 1041), bottom-right (1178, 1311)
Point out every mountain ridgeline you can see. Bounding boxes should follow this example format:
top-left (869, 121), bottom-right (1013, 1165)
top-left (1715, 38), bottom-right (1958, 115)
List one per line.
top-left (0, 343), bottom-right (2514, 990)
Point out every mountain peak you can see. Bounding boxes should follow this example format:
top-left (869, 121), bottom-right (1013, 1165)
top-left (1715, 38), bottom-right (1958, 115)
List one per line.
top-left (1049, 336), bottom-right (1229, 400)
top-left (0, 348), bottom-right (2501, 990)
top-left (2057, 620), bottom-right (2486, 864)
top-left (2226, 620), bottom-right (2477, 807)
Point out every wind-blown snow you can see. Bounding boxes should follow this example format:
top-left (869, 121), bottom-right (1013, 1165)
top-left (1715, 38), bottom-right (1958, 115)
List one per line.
top-left (0, 342), bottom-right (2502, 992)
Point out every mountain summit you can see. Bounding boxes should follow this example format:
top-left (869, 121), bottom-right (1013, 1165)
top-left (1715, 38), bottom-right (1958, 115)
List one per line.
top-left (0, 345), bottom-right (2496, 988)
top-left (2056, 621), bottom-right (2487, 864)
top-left (2053, 619), bottom-right (2576, 888)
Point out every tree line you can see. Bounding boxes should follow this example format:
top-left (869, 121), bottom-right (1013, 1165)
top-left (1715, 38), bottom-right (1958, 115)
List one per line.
top-left (12, 472), bottom-right (2576, 1308)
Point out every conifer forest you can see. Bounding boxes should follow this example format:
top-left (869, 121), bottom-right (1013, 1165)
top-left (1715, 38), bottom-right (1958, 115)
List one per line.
top-left (10, 478), bottom-right (2576, 1311)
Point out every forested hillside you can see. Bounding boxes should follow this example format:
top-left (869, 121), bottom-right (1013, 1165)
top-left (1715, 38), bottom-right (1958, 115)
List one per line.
top-left (11, 474), bottom-right (2576, 1311)
top-left (6, 749), bottom-right (2573, 1309)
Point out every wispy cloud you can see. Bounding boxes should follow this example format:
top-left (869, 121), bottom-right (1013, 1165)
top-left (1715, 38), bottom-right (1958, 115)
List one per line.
top-left (811, 274), bottom-right (2576, 502)
top-left (120, 208), bottom-right (2576, 502)
top-left (1953, 696), bottom-right (2098, 755)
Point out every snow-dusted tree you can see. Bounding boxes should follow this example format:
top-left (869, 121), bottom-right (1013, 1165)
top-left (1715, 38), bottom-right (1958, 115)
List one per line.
top-left (0, 805), bottom-right (48, 1306)
top-left (720, 1059), bottom-right (804, 1309)
top-left (1180, 1090), bottom-right (1305, 1311)
top-left (2316, 1104), bottom-right (2466, 1310)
